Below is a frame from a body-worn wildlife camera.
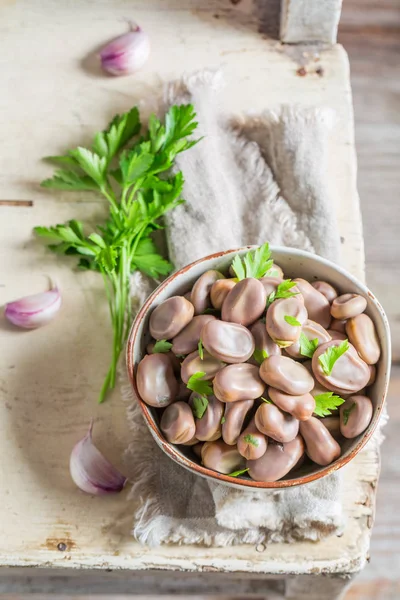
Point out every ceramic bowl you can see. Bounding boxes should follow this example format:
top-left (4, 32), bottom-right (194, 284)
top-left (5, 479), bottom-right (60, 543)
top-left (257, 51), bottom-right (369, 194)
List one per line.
top-left (126, 246), bottom-right (391, 489)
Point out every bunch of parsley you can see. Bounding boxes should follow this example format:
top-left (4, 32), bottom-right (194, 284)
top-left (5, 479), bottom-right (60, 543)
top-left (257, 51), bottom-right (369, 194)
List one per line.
top-left (35, 104), bottom-right (199, 402)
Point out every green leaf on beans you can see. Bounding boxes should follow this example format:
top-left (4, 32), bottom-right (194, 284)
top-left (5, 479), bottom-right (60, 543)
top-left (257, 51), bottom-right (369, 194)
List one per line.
top-left (152, 339), bottom-right (173, 353)
top-left (221, 416), bottom-right (226, 424)
top-left (244, 434), bottom-right (259, 447)
top-left (261, 396), bottom-right (272, 404)
top-left (187, 372), bottom-right (213, 397)
top-left (299, 333), bottom-right (319, 359)
top-left (318, 339), bottom-right (350, 376)
top-left (198, 339), bottom-right (204, 360)
top-left (191, 394), bottom-right (209, 419)
top-left (228, 468), bottom-right (249, 477)
top-left (253, 348), bottom-right (269, 365)
top-left (343, 402), bottom-right (356, 425)
top-left (314, 392), bottom-right (345, 417)
top-left (231, 242), bottom-right (273, 280)
top-left (267, 279), bottom-right (298, 306)
top-left (284, 315), bottom-right (301, 327)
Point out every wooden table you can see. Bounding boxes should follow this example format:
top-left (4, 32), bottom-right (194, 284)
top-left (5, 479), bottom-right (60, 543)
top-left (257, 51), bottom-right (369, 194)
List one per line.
top-left (0, 1), bottom-right (378, 597)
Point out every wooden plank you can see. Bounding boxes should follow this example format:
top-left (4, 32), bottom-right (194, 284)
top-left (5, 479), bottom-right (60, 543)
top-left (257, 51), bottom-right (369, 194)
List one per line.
top-left (0, 0), bottom-right (376, 581)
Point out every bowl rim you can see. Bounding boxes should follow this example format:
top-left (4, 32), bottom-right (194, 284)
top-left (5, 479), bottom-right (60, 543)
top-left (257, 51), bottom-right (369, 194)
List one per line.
top-left (126, 245), bottom-right (391, 489)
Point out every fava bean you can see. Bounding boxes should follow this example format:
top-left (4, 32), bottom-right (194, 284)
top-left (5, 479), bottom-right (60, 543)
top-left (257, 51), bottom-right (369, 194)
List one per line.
top-left (180, 349), bottom-right (225, 384)
top-left (192, 442), bottom-right (204, 457)
top-left (255, 402), bottom-right (299, 443)
top-left (146, 342), bottom-right (181, 373)
top-left (237, 417), bottom-right (268, 460)
top-left (214, 363), bottom-right (265, 402)
top-left (286, 319), bottom-right (331, 359)
top-left (172, 314), bottom-right (216, 356)
top-left (160, 401), bottom-right (196, 444)
top-left (136, 353), bottom-right (178, 407)
top-left (191, 270), bottom-right (225, 314)
top-left (247, 436), bottom-right (305, 482)
top-left (210, 279), bottom-right (236, 310)
top-left (368, 364), bottom-right (376, 386)
top-left (319, 416), bottom-right (341, 440)
top-left (312, 340), bottom-right (370, 394)
top-left (259, 355), bottom-right (314, 395)
top-left (327, 329), bottom-right (347, 341)
top-left (311, 281), bottom-right (338, 303)
top-left (345, 313), bottom-right (380, 365)
top-left (150, 296), bottom-right (194, 340)
top-left (222, 278), bottom-right (267, 326)
top-left (266, 297), bottom-right (308, 347)
top-left (340, 395), bottom-right (373, 439)
top-left (299, 417), bottom-right (341, 465)
top-left (201, 440), bottom-right (245, 474)
top-left (268, 387), bottom-right (315, 421)
top-left (189, 393), bottom-right (224, 441)
top-left (222, 399), bottom-right (254, 445)
top-left (331, 293), bottom-right (367, 320)
top-left (259, 276), bottom-right (283, 297)
top-left (201, 319), bottom-right (255, 363)
top-left (249, 320), bottom-right (281, 359)
top-left (294, 278), bottom-right (331, 328)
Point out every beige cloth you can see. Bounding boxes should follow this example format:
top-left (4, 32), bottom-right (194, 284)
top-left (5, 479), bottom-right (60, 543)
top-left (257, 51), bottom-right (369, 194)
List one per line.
top-left (123, 70), bottom-right (345, 546)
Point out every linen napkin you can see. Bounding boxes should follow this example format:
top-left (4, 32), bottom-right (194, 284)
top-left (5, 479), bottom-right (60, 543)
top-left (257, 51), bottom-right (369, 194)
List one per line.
top-left (123, 69), bottom-right (345, 546)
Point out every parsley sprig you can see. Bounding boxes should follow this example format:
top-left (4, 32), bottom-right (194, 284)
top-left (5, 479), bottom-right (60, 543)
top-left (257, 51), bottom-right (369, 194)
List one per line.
top-left (314, 392), bottom-right (345, 417)
top-left (284, 315), bottom-right (301, 327)
top-left (342, 402), bottom-right (356, 425)
top-left (243, 434), bottom-right (259, 447)
top-left (227, 468), bottom-right (249, 477)
top-left (318, 339), bottom-right (350, 376)
top-left (267, 279), bottom-right (298, 307)
top-left (299, 333), bottom-right (319, 359)
top-left (253, 348), bottom-right (269, 365)
top-left (231, 243), bottom-right (273, 281)
top-left (152, 340), bottom-right (173, 354)
top-left (35, 104), bottom-right (199, 402)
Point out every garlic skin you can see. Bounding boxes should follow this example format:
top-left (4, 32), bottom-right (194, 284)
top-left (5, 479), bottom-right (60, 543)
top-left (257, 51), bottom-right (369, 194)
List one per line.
top-left (70, 422), bottom-right (127, 495)
top-left (5, 287), bottom-right (61, 329)
top-left (100, 23), bottom-right (150, 76)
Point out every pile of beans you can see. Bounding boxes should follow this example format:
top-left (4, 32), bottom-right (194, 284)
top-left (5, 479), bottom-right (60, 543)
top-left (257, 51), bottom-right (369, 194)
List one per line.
top-left (135, 258), bottom-right (380, 482)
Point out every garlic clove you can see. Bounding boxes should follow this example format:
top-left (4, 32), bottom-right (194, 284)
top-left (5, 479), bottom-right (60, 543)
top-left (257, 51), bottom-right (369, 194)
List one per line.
top-left (70, 422), bottom-right (127, 495)
top-left (5, 286), bottom-right (61, 329)
top-left (100, 23), bottom-right (150, 76)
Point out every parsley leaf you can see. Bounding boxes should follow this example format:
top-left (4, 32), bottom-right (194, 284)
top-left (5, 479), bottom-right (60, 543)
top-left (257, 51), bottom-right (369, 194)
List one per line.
top-left (191, 394), bottom-right (209, 419)
top-left (284, 315), bottom-right (301, 326)
top-left (228, 468), bottom-right (249, 477)
top-left (253, 348), bottom-right (269, 365)
top-left (318, 339), bottom-right (350, 376)
top-left (198, 339), bottom-right (204, 360)
top-left (231, 243), bottom-right (273, 280)
top-left (36, 104), bottom-right (200, 403)
top-left (187, 372), bottom-right (213, 397)
top-left (314, 392), bottom-right (345, 417)
top-left (244, 434), bottom-right (259, 447)
top-left (152, 340), bottom-right (173, 353)
top-left (299, 333), bottom-right (319, 359)
top-left (261, 396), bottom-right (272, 404)
top-left (221, 416), bottom-right (226, 424)
top-left (343, 402), bottom-right (356, 425)
top-left (267, 279), bottom-right (298, 306)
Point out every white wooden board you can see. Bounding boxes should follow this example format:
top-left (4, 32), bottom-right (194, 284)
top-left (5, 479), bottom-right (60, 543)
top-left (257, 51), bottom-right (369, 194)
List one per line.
top-left (0, 0), bottom-right (376, 580)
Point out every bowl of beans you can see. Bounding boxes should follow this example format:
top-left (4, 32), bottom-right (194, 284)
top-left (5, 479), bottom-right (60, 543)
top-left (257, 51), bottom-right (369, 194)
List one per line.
top-left (126, 244), bottom-right (391, 489)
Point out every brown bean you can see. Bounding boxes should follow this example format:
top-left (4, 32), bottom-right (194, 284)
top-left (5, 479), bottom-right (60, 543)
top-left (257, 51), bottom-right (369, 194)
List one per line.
top-left (249, 320), bottom-right (281, 360)
top-left (327, 329), bottom-right (347, 341)
top-left (255, 402), bottom-right (299, 443)
top-left (286, 319), bottom-right (331, 359)
top-left (268, 263), bottom-right (284, 278)
top-left (175, 380), bottom-right (192, 401)
top-left (319, 416), bottom-right (341, 440)
top-left (189, 393), bottom-right (224, 442)
top-left (247, 436), bottom-right (305, 482)
top-left (183, 291), bottom-right (192, 302)
top-left (299, 417), bottom-right (341, 466)
top-left (160, 401), bottom-right (196, 444)
top-left (181, 435), bottom-right (199, 446)
top-left (191, 270), bottom-right (225, 315)
top-left (192, 442), bottom-right (204, 458)
top-left (312, 339), bottom-right (370, 394)
top-left (201, 440), bottom-right (245, 474)
top-left (201, 319), bottom-right (255, 363)
top-left (222, 278), bottom-right (267, 326)
top-left (171, 314), bottom-right (216, 356)
top-left (214, 363), bottom-right (265, 403)
top-left (268, 387), bottom-right (315, 421)
top-left (345, 313), bottom-right (381, 365)
top-left (259, 276), bottom-right (283, 297)
top-left (149, 296), bottom-right (194, 340)
top-left (340, 395), bottom-right (373, 439)
top-left (368, 364), bottom-right (376, 386)
top-left (266, 297), bottom-right (308, 348)
top-left (180, 350), bottom-right (225, 384)
top-left (210, 279), bottom-right (236, 310)
top-left (146, 342), bottom-right (181, 373)
top-left (136, 353), bottom-right (178, 407)
top-left (311, 281), bottom-right (338, 303)
top-left (259, 355), bottom-right (314, 395)
top-left (331, 293), bottom-right (367, 320)
top-left (330, 318), bottom-right (347, 333)
top-left (294, 278), bottom-right (331, 328)
top-left (222, 399), bottom-right (254, 445)
top-left (237, 417), bottom-right (268, 460)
